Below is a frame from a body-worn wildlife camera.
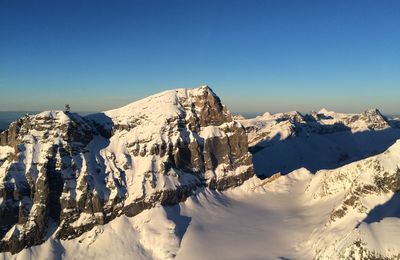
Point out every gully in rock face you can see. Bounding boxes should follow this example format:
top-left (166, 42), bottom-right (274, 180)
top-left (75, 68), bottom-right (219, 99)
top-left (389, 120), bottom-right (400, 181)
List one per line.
top-left (0, 86), bottom-right (254, 253)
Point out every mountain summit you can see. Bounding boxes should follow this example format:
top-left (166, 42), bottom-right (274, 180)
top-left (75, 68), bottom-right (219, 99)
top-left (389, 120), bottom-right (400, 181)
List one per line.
top-left (0, 86), bottom-right (253, 253)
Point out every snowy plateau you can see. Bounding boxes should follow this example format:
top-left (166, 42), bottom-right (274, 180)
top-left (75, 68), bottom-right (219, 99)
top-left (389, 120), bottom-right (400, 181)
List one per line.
top-left (1, 86), bottom-right (400, 260)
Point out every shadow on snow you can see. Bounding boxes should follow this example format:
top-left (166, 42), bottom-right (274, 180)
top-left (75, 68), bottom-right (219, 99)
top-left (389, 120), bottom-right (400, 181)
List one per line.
top-left (359, 192), bottom-right (400, 226)
top-left (251, 127), bottom-right (400, 178)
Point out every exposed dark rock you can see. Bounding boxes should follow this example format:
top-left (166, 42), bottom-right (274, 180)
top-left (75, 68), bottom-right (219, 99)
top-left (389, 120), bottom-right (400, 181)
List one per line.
top-left (0, 86), bottom-right (254, 253)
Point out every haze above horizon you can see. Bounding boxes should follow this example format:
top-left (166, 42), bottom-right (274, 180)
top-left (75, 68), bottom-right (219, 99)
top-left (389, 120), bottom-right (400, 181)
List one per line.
top-left (1, 0), bottom-right (399, 114)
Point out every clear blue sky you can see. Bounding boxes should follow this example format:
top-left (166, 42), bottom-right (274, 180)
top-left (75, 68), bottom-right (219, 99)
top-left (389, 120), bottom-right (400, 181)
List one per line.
top-left (1, 0), bottom-right (399, 114)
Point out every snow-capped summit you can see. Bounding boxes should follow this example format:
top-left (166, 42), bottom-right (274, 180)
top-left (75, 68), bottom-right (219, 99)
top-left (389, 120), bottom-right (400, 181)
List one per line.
top-left (98, 85), bottom-right (231, 132)
top-left (356, 108), bottom-right (389, 129)
top-left (2, 89), bottom-right (400, 259)
top-left (258, 111), bottom-right (272, 119)
top-left (318, 108), bottom-right (331, 115)
top-left (257, 111), bottom-right (304, 122)
top-left (0, 86), bottom-right (253, 254)
top-left (314, 108), bottom-right (389, 131)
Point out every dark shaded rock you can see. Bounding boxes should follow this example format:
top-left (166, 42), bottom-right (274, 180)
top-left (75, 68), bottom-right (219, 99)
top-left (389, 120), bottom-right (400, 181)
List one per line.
top-left (0, 87), bottom-right (254, 254)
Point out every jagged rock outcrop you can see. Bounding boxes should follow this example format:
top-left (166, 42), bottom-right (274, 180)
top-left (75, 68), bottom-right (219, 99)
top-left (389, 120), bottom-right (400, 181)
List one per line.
top-left (0, 86), bottom-right (254, 253)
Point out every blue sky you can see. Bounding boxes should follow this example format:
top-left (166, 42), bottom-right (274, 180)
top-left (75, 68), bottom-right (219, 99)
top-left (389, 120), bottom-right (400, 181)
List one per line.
top-left (1, 0), bottom-right (399, 114)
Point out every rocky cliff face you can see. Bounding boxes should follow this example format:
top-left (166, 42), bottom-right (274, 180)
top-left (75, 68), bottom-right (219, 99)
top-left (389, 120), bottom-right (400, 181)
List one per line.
top-left (0, 86), bottom-right (254, 253)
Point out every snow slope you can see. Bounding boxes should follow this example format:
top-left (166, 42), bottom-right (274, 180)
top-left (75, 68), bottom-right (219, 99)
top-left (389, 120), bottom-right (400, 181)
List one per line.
top-left (0, 86), bottom-right (254, 254)
top-left (2, 94), bottom-right (400, 259)
top-left (240, 108), bottom-right (400, 177)
top-left (240, 108), bottom-right (391, 150)
top-left (252, 127), bottom-right (400, 177)
top-left (1, 171), bottom-right (320, 260)
top-left (3, 136), bottom-right (400, 260)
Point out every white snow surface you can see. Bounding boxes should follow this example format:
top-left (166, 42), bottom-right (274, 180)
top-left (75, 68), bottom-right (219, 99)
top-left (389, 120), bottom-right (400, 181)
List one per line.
top-left (3, 141), bottom-right (400, 259)
top-left (240, 108), bottom-right (391, 149)
top-left (2, 104), bottom-right (400, 259)
top-left (0, 171), bottom-right (319, 260)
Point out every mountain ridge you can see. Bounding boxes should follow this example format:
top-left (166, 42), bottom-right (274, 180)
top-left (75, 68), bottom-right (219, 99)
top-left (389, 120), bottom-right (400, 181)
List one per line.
top-left (2, 87), bottom-right (400, 259)
top-left (0, 86), bottom-right (253, 253)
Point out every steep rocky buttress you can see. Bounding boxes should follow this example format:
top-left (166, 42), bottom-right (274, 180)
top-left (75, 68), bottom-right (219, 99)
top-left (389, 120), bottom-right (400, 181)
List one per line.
top-left (0, 86), bottom-right (254, 253)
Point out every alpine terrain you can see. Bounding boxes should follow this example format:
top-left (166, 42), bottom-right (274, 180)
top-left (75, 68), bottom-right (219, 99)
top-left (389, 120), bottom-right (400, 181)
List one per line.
top-left (1, 86), bottom-right (400, 259)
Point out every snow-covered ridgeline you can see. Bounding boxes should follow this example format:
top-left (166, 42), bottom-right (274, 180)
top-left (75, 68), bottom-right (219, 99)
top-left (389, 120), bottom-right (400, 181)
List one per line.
top-left (0, 86), bottom-right (254, 254)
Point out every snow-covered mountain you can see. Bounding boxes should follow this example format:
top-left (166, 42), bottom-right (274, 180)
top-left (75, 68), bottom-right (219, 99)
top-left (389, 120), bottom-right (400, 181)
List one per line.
top-left (304, 139), bottom-right (400, 259)
top-left (0, 86), bottom-right (253, 254)
top-left (239, 108), bottom-right (400, 177)
top-left (1, 89), bottom-right (400, 260)
top-left (240, 108), bottom-right (391, 149)
top-left (2, 141), bottom-right (400, 260)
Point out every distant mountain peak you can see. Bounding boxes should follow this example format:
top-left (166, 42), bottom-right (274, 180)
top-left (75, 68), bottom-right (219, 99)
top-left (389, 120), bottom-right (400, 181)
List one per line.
top-left (362, 108), bottom-right (383, 116)
top-left (318, 108), bottom-right (333, 115)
